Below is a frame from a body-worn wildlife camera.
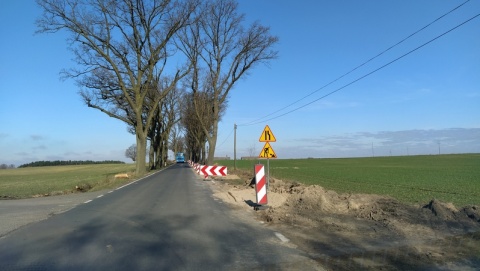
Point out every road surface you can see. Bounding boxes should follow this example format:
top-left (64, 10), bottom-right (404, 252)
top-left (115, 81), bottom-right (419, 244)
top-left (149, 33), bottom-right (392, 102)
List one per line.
top-left (0, 164), bottom-right (322, 270)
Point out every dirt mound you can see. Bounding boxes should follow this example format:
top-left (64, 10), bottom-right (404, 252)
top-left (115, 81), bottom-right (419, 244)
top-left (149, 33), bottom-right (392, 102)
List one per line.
top-left (423, 199), bottom-right (458, 220)
top-left (209, 174), bottom-right (480, 270)
top-left (461, 205), bottom-right (480, 222)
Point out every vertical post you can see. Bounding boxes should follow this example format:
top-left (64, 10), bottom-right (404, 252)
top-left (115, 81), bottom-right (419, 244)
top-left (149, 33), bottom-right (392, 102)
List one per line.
top-left (234, 123), bottom-right (237, 170)
top-left (254, 164), bottom-right (267, 205)
top-left (267, 158), bottom-right (270, 190)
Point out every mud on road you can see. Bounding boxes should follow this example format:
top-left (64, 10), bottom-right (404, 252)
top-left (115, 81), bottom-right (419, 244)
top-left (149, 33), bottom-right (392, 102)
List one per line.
top-left (209, 172), bottom-right (480, 271)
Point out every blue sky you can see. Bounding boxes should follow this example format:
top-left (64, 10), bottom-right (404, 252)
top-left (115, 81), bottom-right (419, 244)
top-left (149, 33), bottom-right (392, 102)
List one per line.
top-left (1, 1), bottom-right (479, 166)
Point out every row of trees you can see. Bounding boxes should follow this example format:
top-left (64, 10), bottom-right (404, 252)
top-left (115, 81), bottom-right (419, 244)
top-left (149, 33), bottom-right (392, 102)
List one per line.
top-left (36, 0), bottom-right (278, 174)
top-left (18, 160), bottom-right (125, 168)
top-left (0, 164), bottom-right (15, 169)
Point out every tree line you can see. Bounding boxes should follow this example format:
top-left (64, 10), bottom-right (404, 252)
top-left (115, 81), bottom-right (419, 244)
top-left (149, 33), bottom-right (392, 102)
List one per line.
top-left (36, 0), bottom-right (278, 175)
top-left (18, 160), bottom-right (125, 168)
top-left (0, 164), bottom-right (16, 169)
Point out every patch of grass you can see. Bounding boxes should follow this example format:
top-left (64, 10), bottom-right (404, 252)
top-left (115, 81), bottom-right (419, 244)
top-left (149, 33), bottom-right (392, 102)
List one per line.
top-left (217, 154), bottom-right (480, 207)
top-left (0, 164), bottom-right (136, 199)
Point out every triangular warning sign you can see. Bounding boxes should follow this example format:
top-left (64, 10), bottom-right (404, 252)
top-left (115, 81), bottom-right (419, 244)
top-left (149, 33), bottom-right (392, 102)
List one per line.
top-left (259, 125), bottom-right (276, 142)
top-left (259, 142), bottom-right (277, 159)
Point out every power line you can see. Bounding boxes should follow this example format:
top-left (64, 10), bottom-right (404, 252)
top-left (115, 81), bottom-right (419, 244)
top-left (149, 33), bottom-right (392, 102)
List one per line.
top-left (242, 12), bottom-right (480, 126)
top-left (239, 0), bottom-right (471, 126)
top-left (216, 127), bottom-right (234, 148)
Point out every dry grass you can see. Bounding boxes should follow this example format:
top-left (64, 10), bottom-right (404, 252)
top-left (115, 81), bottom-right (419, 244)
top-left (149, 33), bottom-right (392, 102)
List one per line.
top-left (0, 164), bottom-right (136, 199)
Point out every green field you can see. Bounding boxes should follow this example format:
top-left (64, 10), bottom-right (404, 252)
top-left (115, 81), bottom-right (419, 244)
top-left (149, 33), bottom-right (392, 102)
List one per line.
top-left (2, 155), bottom-right (479, 207)
top-left (218, 154), bottom-right (480, 207)
top-left (0, 164), bottom-right (136, 199)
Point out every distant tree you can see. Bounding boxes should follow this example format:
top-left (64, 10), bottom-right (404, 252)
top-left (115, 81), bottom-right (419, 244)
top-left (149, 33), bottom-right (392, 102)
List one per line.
top-left (247, 143), bottom-right (257, 158)
top-left (0, 164), bottom-right (7, 169)
top-left (8, 164), bottom-right (15, 169)
top-left (36, 0), bottom-right (199, 175)
top-left (146, 83), bottom-right (183, 169)
top-left (177, 0), bottom-right (278, 164)
top-left (169, 123), bottom-right (185, 156)
top-left (180, 92), bottom-right (210, 163)
top-left (125, 144), bottom-right (137, 162)
top-left (18, 160), bottom-right (124, 168)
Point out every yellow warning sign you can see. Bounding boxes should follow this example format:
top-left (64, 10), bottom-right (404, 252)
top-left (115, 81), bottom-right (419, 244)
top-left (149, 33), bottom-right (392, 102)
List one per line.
top-left (259, 142), bottom-right (277, 159)
top-left (259, 125), bottom-right (276, 142)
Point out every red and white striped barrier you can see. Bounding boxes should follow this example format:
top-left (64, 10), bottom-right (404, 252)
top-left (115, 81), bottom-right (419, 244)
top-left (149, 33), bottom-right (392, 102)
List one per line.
top-left (255, 164), bottom-right (267, 205)
top-left (188, 161), bottom-right (227, 178)
top-left (201, 165), bottom-right (227, 178)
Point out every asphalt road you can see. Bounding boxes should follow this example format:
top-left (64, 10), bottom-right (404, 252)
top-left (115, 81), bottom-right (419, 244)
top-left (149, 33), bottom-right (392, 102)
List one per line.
top-left (0, 164), bottom-right (322, 270)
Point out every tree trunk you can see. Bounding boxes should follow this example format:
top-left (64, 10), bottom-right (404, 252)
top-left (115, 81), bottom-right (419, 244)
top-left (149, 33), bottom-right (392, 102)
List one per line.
top-left (205, 103), bottom-right (219, 165)
top-left (201, 141), bottom-right (206, 165)
top-left (153, 124), bottom-right (162, 169)
top-left (156, 139), bottom-right (163, 168)
top-left (206, 135), bottom-right (217, 165)
top-left (149, 141), bottom-right (155, 170)
top-left (160, 127), bottom-right (171, 167)
top-left (161, 139), bottom-right (168, 167)
top-left (135, 129), bottom-right (148, 175)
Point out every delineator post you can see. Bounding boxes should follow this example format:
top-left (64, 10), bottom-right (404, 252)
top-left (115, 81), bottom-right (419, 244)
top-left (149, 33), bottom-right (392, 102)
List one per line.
top-left (255, 164), bottom-right (268, 205)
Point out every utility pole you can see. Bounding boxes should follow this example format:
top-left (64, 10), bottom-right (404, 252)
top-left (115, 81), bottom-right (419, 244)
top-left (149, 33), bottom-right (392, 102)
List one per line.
top-left (438, 141), bottom-right (441, 155)
top-left (234, 123), bottom-right (237, 170)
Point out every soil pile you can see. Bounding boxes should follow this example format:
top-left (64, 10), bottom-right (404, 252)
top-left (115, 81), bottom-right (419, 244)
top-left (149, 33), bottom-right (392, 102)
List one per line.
top-left (210, 174), bottom-right (480, 271)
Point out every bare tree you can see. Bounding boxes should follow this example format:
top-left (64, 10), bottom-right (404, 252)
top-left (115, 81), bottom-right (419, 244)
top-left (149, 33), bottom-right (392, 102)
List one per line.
top-left (177, 0), bottom-right (278, 164)
top-left (36, 0), bottom-right (199, 175)
top-left (147, 82), bottom-right (182, 169)
top-left (0, 164), bottom-right (16, 169)
top-left (247, 143), bottom-right (257, 158)
top-left (169, 123), bottom-right (185, 156)
top-left (180, 92), bottom-right (207, 163)
top-left (125, 144), bottom-right (137, 162)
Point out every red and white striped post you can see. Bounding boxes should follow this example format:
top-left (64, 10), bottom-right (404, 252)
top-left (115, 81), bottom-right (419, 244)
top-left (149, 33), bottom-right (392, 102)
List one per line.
top-left (255, 164), bottom-right (267, 205)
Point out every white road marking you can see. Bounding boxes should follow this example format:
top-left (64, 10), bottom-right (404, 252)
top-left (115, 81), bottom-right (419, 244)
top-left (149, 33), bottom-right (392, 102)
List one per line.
top-left (84, 200), bottom-right (92, 204)
top-left (274, 232), bottom-right (290, 243)
top-left (97, 195), bottom-right (104, 198)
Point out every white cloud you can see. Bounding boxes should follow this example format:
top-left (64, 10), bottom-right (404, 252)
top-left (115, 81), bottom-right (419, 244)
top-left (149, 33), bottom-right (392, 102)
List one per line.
top-left (281, 128), bottom-right (480, 158)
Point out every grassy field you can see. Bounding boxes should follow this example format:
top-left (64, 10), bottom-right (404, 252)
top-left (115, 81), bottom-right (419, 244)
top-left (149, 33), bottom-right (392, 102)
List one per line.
top-left (217, 154), bottom-right (480, 207)
top-left (0, 164), bottom-right (136, 199)
top-left (2, 155), bottom-right (479, 207)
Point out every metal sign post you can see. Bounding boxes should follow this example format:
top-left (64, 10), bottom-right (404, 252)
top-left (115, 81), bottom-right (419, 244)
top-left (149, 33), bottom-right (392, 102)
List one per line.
top-left (258, 125), bottom-right (277, 190)
top-left (267, 158), bottom-right (270, 190)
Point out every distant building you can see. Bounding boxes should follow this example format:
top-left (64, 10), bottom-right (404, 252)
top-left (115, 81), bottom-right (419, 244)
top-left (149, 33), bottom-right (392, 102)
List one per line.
top-left (240, 156), bottom-right (258, 160)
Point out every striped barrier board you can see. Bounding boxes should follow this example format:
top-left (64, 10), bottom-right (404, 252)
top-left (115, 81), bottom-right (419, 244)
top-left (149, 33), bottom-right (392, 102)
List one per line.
top-left (189, 162), bottom-right (228, 178)
top-left (201, 165), bottom-right (227, 178)
top-left (192, 163), bottom-right (200, 174)
top-left (255, 164), bottom-right (267, 205)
